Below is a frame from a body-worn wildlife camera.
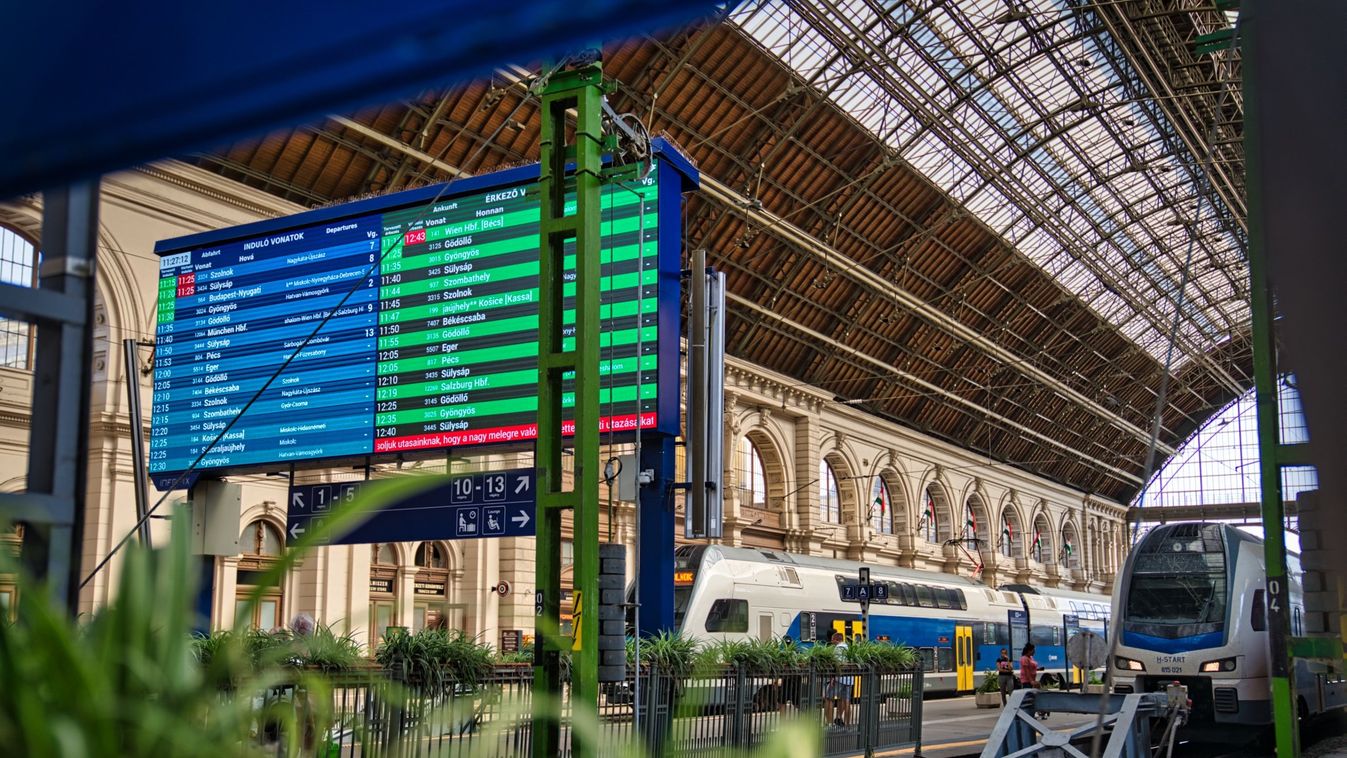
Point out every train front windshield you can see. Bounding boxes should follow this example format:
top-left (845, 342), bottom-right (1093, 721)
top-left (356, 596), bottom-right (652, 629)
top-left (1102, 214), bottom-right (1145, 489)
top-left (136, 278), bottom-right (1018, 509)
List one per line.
top-left (1124, 523), bottom-right (1228, 639)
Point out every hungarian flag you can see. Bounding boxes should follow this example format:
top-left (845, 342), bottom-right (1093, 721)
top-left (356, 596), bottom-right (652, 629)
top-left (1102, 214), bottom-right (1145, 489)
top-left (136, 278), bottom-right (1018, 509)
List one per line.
top-left (1001, 520), bottom-right (1014, 541)
top-left (1030, 528), bottom-right (1042, 553)
top-left (1064, 539), bottom-right (1074, 557)
top-left (873, 490), bottom-right (886, 517)
top-left (965, 509), bottom-right (977, 538)
top-left (924, 495), bottom-right (937, 526)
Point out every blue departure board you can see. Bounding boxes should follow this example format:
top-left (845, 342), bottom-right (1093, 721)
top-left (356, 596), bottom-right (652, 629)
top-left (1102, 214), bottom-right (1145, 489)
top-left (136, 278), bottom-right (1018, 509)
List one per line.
top-left (150, 143), bottom-right (696, 490)
top-left (153, 216), bottom-right (382, 474)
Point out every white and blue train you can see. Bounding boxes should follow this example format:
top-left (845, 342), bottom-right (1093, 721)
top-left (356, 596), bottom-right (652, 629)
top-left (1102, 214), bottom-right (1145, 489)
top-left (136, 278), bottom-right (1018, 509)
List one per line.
top-left (1109, 522), bottom-right (1347, 736)
top-left (673, 544), bottom-right (1110, 694)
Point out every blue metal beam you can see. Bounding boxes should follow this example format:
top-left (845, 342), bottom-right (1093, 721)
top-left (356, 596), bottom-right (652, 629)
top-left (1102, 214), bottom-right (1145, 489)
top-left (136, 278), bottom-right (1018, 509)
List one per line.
top-left (0, 1), bottom-right (711, 198)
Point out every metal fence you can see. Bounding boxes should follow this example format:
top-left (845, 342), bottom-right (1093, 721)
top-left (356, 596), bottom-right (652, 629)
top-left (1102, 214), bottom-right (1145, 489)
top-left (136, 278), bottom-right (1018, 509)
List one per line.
top-left (259, 663), bottom-right (923, 757)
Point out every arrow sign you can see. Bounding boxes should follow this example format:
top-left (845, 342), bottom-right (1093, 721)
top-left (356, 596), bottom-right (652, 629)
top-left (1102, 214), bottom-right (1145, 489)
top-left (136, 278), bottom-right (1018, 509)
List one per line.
top-left (285, 468), bottom-right (536, 546)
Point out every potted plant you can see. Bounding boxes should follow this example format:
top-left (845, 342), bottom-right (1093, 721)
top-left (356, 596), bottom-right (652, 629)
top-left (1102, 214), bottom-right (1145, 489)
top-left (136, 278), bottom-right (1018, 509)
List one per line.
top-left (1083, 671), bottom-right (1107, 694)
top-left (974, 671), bottom-right (1002, 708)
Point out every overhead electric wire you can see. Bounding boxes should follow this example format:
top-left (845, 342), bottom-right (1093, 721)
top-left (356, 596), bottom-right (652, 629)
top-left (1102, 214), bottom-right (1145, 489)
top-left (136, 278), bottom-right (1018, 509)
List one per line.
top-left (1085, 22), bottom-right (1232, 758)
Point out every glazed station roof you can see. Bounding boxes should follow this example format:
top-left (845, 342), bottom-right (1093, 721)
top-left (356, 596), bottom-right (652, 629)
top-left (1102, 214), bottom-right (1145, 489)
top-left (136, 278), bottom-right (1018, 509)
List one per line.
top-left (192, 0), bottom-right (1249, 502)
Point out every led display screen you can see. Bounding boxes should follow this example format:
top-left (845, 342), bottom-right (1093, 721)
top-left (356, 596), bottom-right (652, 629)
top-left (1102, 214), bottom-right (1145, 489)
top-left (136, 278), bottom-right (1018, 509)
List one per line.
top-left (150, 148), bottom-right (690, 490)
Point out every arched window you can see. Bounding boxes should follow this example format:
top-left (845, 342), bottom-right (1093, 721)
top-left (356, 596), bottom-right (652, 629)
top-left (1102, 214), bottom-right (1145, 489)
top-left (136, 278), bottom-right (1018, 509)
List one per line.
top-left (738, 438), bottom-right (767, 509)
top-left (0, 227), bottom-right (36, 369)
top-left (1031, 515), bottom-right (1051, 563)
top-left (1061, 525), bottom-right (1080, 569)
top-left (919, 486), bottom-right (939, 543)
top-left (236, 520), bottom-right (284, 630)
top-left (414, 542), bottom-right (450, 631)
top-left (870, 477), bottom-right (893, 534)
top-left (1138, 376), bottom-right (1316, 510)
top-left (415, 542), bottom-right (446, 569)
top-left (999, 511), bottom-right (1017, 559)
top-left (962, 501), bottom-right (978, 542)
top-left (818, 460), bottom-right (840, 524)
top-left (370, 543), bottom-right (400, 643)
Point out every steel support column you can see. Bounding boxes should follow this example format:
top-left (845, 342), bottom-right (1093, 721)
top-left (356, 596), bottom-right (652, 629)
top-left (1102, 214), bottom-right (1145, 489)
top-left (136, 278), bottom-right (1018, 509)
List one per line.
top-left (1242, 8), bottom-right (1298, 754)
top-left (122, 339), bottom-right (153, 547)
top-left (16, 182), bottom-right (99, 612)
top-left (638, 435), bottom-right (676, 634)
top-left (533, 60), bottom-right (604, 758)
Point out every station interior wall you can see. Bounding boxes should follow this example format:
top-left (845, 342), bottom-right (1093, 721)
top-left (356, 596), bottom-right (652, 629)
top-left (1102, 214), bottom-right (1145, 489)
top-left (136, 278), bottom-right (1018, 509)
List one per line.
top-left (0, 160), bottom-right (1130, 647)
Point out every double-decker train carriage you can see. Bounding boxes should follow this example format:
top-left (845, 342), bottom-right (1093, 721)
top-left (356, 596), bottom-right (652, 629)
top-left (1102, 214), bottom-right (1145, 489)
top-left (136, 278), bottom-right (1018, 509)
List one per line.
top-left (673, 545), bottom-right (1109, 695)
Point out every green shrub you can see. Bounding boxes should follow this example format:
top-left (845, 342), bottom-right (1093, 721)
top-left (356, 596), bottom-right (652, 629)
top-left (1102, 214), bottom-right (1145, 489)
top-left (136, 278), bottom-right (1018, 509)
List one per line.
top-left (290, 624), bottom-right (362, 671)
top-left (842, 639), bottom-right (918, 671)
top-left (496, 641), bottom-right (534, 664)
top-left (376, 627), bottom-right (494, 691)
top-left (244, 628), bottom-right (294, 669)
top-left (634, 630), bottom-right (700, 677)
top-left (0, 479), bottom-right (461, 755)
top-left (697, 637), bottom-right (802, 671)
top-left (0, 512), bottom-right (282, 755)
top-left (190, 629), bottom-right (236, 668)
top-left (976, 671), bottom-right (1000, 694)
top-left (195, 624), bottom-right (362, 675)
top-left (803, 641), bottom-right (840, 672)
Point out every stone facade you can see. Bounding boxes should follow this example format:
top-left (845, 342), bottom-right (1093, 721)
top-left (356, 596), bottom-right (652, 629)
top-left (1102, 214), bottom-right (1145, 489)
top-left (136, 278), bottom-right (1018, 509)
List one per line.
top-left (0, 160), bottom-right (1130, 646)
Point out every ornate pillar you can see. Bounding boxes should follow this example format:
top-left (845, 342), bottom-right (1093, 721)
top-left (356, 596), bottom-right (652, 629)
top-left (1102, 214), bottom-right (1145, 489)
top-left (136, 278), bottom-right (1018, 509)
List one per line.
top-left (722, 393), bottom-right (743, 546)
top-left (397, 564), bottom-right (417, 630)
top-left (214, 556), bottom-right (239, 630)
top-left (795, 411), bottom-right (821, 544)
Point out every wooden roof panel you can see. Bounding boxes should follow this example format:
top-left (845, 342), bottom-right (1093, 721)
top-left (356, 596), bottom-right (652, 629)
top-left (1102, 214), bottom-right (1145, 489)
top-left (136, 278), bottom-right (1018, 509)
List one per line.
top-left (187, 20), bottom-right (1251, 501)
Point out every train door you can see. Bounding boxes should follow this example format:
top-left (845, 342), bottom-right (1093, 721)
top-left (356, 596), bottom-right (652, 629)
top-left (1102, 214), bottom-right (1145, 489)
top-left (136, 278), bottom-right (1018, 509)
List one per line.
top-left (758, 612), bottom-right (774, 642)
top-left (955, 625), bottom-right (974, 692)
top-left (1009, 609), bottom-right (1029, 662)
top-left (831, 618), bottom-right (865, 640)
top-left (1062, 614), bottom-right (1081, 686)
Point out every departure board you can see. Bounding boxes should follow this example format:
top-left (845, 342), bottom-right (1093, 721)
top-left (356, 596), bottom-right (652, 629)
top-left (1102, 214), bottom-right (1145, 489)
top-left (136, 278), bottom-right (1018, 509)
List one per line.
top-left (150, 146), bottom-right (693, 490)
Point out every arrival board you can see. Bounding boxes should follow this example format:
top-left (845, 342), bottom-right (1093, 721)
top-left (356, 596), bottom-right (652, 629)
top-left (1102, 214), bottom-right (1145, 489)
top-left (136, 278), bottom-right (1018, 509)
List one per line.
top-left (149, 151), bottom-right (690, 490)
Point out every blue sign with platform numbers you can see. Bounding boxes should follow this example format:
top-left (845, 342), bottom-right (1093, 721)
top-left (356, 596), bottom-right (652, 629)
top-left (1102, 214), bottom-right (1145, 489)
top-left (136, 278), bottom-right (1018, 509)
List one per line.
top-left (285, 467), bottom-right (535, 545)
top-left (841, 582), bottom-right (890, 602)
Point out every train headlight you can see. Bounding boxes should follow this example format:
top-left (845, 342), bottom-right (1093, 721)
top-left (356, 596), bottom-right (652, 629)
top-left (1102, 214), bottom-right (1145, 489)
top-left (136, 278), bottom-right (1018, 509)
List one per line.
top-left (1115, 656), bottom-right (1145, 671)
top-left (1200, 657), bottom-right (1237, 673)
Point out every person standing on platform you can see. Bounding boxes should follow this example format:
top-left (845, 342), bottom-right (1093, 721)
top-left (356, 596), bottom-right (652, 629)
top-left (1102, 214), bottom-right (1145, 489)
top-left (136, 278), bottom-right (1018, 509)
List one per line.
top-left (1019, 643), bottom-right (1040, 689)
top-left (824, 631), bottom-right (853, 728)
top-left (996, 648), bottom-right (1016, 705)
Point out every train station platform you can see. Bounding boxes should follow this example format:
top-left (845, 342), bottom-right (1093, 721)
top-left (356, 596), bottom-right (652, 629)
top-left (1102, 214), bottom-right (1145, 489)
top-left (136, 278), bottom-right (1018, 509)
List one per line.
top-left (863, 694), bottom-right (1102, 758)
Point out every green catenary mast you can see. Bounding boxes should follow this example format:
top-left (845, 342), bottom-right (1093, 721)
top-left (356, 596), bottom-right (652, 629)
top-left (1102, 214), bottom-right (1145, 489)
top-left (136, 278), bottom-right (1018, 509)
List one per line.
top-left (533, 58), bottom-right (604, 758)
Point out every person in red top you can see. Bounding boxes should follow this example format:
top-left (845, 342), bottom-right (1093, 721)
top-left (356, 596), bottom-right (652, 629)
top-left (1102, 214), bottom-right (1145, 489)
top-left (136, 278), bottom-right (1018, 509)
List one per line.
top-left (1019, 643), bottom-right (1039, 688)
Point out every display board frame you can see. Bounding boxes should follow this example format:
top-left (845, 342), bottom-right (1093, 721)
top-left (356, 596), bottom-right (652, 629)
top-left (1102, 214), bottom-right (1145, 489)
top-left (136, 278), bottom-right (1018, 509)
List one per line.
top-left (149, 139), bottom-right (696, 490)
